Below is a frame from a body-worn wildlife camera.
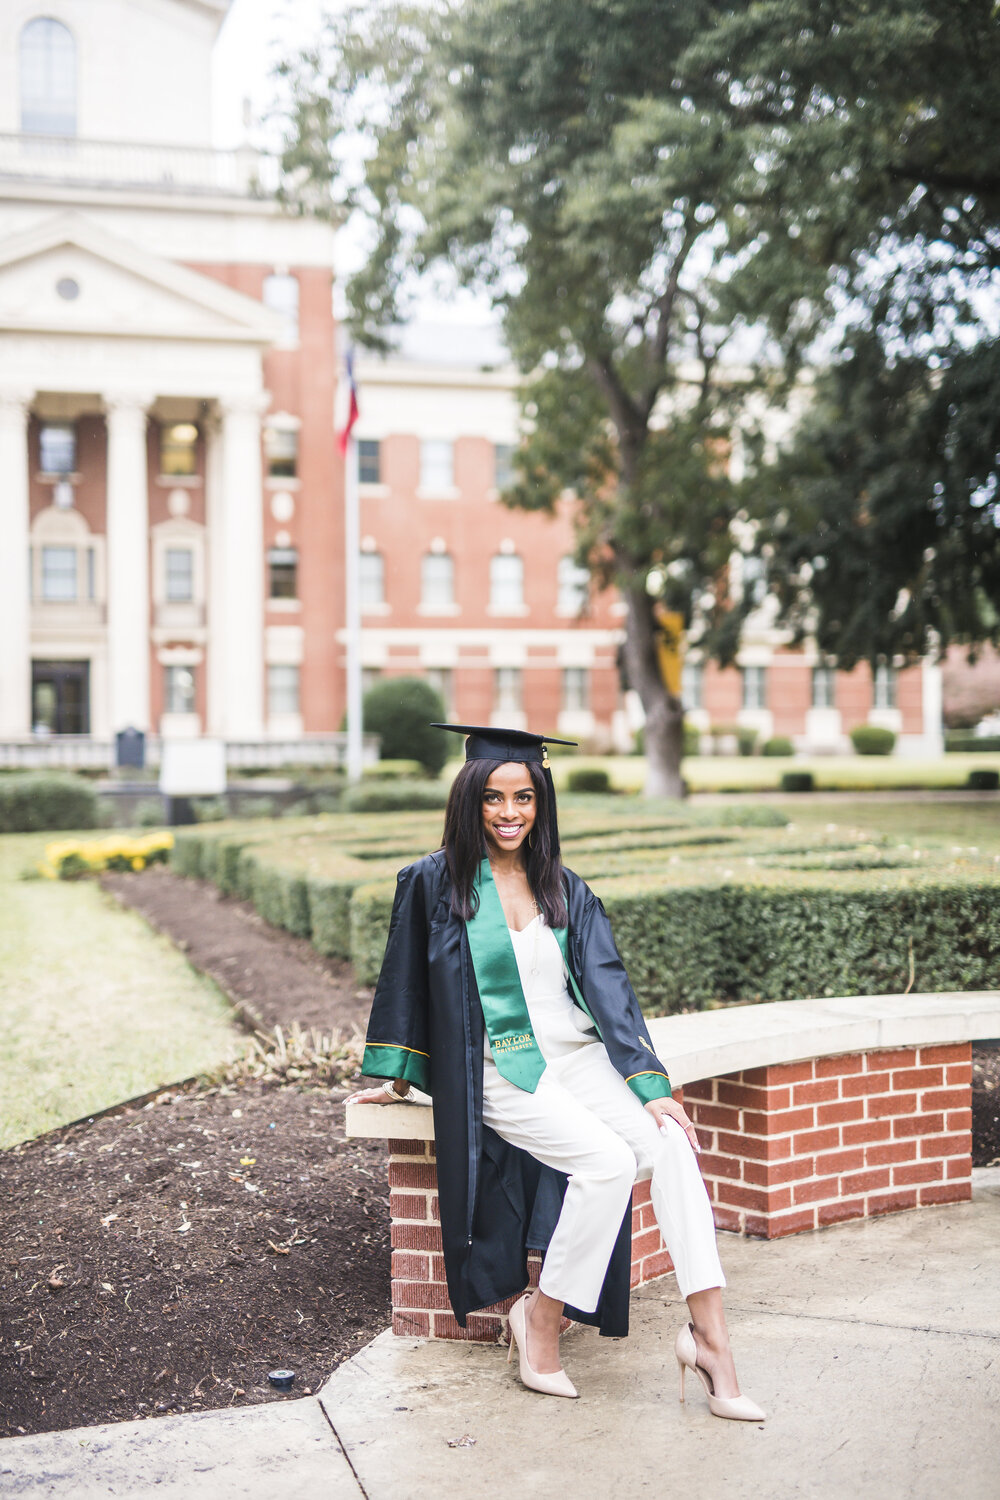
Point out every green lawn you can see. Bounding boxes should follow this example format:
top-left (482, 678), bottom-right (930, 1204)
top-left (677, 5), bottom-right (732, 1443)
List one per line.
top-left (0, 832), bottom-right (243, 1151)
top-left (544, 751), bottom-right (1000, 795)
top-left (761, 797), bottom-right (1000, 855)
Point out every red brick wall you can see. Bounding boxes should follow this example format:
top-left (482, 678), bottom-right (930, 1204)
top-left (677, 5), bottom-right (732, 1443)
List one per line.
top-left (684, 1044), bottom-right (972, 1237)
top-left (768, 653), bottom-right (812, 737)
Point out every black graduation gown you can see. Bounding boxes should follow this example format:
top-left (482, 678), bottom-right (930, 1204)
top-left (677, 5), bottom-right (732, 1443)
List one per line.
top-left (362, 849), bottom-right (674, 1338)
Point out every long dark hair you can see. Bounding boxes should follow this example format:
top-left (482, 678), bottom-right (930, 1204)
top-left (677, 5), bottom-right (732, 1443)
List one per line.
top-left (441, 759), bottom-right (568, 927)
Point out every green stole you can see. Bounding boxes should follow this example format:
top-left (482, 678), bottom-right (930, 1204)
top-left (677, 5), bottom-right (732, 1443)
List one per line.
top-left (467, 857), bottom-right (599, 1093)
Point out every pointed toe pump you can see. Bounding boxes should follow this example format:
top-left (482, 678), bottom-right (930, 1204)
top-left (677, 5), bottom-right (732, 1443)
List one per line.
top-left (675, 1322), bottom-right (766, 1422)
top-left (506, 1293), bottom-right (578, 1399)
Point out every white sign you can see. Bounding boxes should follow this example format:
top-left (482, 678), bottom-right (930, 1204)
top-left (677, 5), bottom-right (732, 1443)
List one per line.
top-left (159, 738), bottom-right (227, 797)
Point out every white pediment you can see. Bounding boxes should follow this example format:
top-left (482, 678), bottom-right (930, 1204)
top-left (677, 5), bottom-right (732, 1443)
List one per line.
top-left (0, 214), bottom-right (285, 345)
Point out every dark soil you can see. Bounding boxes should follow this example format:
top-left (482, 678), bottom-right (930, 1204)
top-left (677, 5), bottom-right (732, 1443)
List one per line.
top-left (99, 866), bottom-right (375, 1037)
top-left (1, 869), bottom-right (998, 1441)
top-left (0, 871), bottom-right (388, 1441)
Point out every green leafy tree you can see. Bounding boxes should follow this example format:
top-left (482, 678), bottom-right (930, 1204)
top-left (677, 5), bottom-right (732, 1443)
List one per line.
top-left (683, 0), bottom-right (1000, 659)
top-left (360, 677), bottom-right (449, 776)
top-left (277, 0), bottom-right (796, 797)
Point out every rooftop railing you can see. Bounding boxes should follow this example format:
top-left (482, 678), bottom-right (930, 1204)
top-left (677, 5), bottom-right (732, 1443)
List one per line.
top-left (0, 132), bottom-right (281, 198)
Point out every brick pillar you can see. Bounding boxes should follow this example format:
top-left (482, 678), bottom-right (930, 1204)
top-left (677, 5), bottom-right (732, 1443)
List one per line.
top-left (683, 1044), bottom-right (972, 1237)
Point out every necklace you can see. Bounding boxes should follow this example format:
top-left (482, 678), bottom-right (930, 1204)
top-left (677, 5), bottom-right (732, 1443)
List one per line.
top-left (528, 897), bottom-right (541, 975)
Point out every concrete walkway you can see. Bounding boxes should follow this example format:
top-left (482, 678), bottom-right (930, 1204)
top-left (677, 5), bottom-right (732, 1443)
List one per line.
top-left (4, 1169), bottom-right (999, 1500)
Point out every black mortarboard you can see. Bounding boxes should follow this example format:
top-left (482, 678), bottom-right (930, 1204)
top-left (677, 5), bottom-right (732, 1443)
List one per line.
top-left (431, 724), bottom-right (577, 769)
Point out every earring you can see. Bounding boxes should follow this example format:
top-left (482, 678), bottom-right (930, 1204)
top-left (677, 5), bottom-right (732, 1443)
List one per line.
top-left (527, 830), bottom-right (534, 850)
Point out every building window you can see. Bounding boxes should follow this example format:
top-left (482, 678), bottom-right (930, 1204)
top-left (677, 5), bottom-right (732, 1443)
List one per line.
top-left (420, 439), bottom-right (453, 491)
top-left (160, 422), bottom-right (199, 477)
top-left (268, 547), bottom-right (298, 599)
top-left (426, 667), bottom-right (454, 716)
top-left (165, 547), bottom-right (195, 603)
top-left (164, 665), bottom-right (196, 715)
top-left (86, 546), bottom-right (96, 601)
top-left (742, 665), bottom-right (767, 710)
top-left (490, 553), bottom-right (524, 611)
top-left (812, 665), bottom-right (836, 709)
top-left (20, 17), bottom-right (76, 136)
top-left (562, 667), bottom-right (589, 712)
top-left (421, 553), bottom-right (454, 609)
top-left (39, 421), bottom-right (76, 476)
top-left (361, 667), bottom-right (382, 698)
top-left (494, 667), bottom-right (523, 714)
top-left (358, 439), bottom-right (381, 485)
top-left (873, 664), bottom-right (897, 710)
top-left (359, 552), bottom-right (385, 608)
top-left (681, 661), bottom-right (703, 711)
top-left (41, 546), bottom-right (77, 601)
top-left (265, 426), bottom-right (298, 479)
top-left (268, 664), bottom-right (300, 716)
top-left (494, 443), bottom-right (515, 490)
top-left (557, 555), bottom-right (589, 613)
top-left (262, 273), bottom-right (299, 343)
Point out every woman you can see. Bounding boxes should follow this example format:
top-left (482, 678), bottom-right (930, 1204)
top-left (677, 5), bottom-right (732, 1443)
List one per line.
top-left (351, 724), bottom-right (765, 1419)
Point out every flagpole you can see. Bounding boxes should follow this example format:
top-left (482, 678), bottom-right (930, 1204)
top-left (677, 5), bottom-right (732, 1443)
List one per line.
top-left (344, 428), bottom-right (363, 784)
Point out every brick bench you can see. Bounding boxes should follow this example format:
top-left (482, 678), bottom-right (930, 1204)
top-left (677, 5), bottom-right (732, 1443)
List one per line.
top-left (347, 989), bottom-right (999, 1341)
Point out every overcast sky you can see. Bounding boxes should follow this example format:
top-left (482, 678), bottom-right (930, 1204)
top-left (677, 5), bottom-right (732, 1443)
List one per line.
top-left (212, 0), bottom-right (498, 345)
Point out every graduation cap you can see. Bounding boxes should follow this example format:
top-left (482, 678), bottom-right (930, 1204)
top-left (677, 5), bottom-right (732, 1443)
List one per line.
top-left (431, 723), bottom-right (577, 856)
top-left (431, 723), bottom-right (577, 770)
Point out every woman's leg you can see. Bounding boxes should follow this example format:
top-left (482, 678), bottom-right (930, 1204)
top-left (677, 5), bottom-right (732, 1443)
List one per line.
top-left (549, 1044), bottom-right (744, 1398)
top-left (482, 1062), bottom-right (638, 1373)
top-left (685, 1286), bottom-right (741, 1399)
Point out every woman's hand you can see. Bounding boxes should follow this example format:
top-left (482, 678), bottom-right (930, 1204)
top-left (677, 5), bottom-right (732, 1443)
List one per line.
top-left (346, 1081), bottom-right (408, 1106)
top-left (644, 1097), bottom-right (702, 1154)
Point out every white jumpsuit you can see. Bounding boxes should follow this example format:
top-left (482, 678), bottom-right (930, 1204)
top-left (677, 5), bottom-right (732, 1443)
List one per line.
top-left (481, 915), bottom-right (726, 1312)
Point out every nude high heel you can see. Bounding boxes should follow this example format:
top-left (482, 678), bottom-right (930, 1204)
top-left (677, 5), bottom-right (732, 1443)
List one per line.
top-left (675, 1322), bottom-right (766, 1422)
top-left (506, 1293), bottom-right (578, 1399)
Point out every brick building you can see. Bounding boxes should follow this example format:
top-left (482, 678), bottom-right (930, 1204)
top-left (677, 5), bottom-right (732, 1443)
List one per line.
top-left (0, 0), bottom-right (338, 751)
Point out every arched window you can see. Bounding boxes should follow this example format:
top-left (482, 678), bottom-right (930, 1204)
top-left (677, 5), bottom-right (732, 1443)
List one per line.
top-left (20, 17), bottom-right (77, 136)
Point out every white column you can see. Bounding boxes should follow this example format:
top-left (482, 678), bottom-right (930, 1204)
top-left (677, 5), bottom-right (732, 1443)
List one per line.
top-left (105, 394), bottom-right (153, 733)
top-left (203, 410), bottom-right (227, 736)
top-left (0, 391), bottom-right (33, 736)
top-left (922, 654), bottom-right (944, 756)
top-left (219, 396), bottom-right (266, 738)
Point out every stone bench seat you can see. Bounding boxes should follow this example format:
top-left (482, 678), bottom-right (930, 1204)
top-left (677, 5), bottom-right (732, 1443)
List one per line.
top-left (346, 990), bottom-right (999, 1340)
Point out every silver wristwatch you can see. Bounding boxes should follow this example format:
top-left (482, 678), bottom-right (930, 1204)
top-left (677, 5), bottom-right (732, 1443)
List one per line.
top-left (382, 1079), bottom-right (416, 1103)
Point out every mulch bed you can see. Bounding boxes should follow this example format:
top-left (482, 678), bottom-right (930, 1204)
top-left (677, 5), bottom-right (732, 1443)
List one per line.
top-left (0, 870), bottom-right (388, 1441)
top-left (1, 868), bottom-right (998, 1440)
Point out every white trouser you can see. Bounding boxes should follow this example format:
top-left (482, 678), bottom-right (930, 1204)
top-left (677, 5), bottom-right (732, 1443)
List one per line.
top-left (482, 1039), bottom-right (726, 1311)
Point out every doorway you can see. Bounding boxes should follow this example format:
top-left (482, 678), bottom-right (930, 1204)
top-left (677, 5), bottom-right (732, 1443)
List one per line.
top-left (31, 660), bottom-right (91, 735)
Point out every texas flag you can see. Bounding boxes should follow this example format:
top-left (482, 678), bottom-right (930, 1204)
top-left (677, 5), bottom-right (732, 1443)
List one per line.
top-left (337, 347), bottom-right (359, 455)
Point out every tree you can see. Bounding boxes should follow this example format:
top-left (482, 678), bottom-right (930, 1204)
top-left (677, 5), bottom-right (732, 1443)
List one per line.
top-left (277, 0), bottom-right (797, 797)
top-left (682, 0), bottom-right (1000, 660)
top-left (359, 677), bottom-right (449, 775)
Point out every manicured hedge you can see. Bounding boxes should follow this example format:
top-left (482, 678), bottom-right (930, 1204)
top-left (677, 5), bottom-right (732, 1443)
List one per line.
top-left (599, 872), bottom-right (1000, 1013)
top-left (340, 780), bottom-right (450, 814)
top-left (945, 731), bottom-right (1000, 753)
top-left (850, 725), bottom-right (896, 755)
top-left (350, 881), bottom-right (398, 985)
top-left (169, 806), bottom-right (1000, 1014)
top-left (0, 774), bottom-right (100, 833)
